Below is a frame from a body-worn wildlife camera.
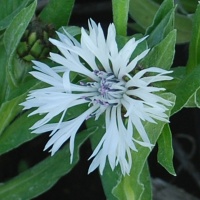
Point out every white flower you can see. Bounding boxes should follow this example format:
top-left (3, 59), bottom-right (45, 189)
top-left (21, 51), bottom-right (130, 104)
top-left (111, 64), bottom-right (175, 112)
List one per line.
top-left (21, 20), bottom-right (173, 175)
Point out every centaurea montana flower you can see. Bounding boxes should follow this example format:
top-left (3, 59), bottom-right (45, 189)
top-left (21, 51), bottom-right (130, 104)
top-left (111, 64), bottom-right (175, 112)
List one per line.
top-left (21, 20), bottom-right (173, 175)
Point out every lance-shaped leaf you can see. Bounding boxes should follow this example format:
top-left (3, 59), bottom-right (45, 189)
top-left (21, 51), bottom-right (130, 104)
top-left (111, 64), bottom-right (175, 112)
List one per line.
top-left (129, 0), bottom-right (192, 44)
top-left (145, 0), bottom-right (174, 48)
top-left (0, 111), bottom-right (38, 155)
top-left (171, 66), bottom-right (200, 115)
top-left (0, 127), bottom-right (96, 200)
top-left (0, 80), bottom-right (41, 138)
top-left (112, 0), bottom-right (130, 36)
top-left (0, 41), bottom-right (8, 105)
top-left (3, 0), bottom-right (37, 56)
top-left (157, 124), bottom-right (176, 176)
top-left (0, 94), bottom-right (27, 136)
top-left (39, 0), bottom-right (75, 29)
top-left (141, 30), bottom-right (176, 70)
top-left (0, 0), bottom-right (34, 30)
top-left (3, 0), bottom-right (37, 87)
top-left (186, 4), bottom-right (200, 73)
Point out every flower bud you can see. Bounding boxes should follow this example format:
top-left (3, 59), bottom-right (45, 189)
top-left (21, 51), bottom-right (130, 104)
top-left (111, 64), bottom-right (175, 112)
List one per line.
top-left (17, 20), bottom-right (55, 62)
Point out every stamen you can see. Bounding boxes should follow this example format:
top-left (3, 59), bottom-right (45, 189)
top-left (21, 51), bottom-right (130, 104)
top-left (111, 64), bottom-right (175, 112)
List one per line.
top-left (80, 70), bottom-right (126, 109)
top-left (81, 96), bottom-right (92, 101)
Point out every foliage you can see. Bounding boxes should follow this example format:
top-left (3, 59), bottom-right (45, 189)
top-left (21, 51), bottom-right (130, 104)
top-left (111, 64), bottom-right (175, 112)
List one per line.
top-left (0, 0), bottom-right (200, 199)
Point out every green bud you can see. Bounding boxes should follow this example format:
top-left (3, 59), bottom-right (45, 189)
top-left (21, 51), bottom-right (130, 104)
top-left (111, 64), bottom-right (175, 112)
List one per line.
top-left (23, 30), bottom-right (29, 39)
top-left (40, 47), bottom-right (50, 58)
top-left (17, 42), bottom-right (28, 57)
top-left (43, 31), bottom-right (49, 41)
top-left (28, 32), bottom-right (37, 46)
top-left (22, 54), bottom-right (35, 62)
top-left (30, 39), bottom-right (44, 58)
top-left (17, 20), bottom-right (55, 62)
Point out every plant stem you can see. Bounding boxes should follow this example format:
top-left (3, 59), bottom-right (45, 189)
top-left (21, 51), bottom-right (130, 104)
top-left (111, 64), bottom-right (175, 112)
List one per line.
top-left (112, 0), bottom-right (130, 36)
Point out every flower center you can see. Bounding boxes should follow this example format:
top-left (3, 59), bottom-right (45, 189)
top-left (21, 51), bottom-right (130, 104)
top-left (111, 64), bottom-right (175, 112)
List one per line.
top-left (81, 70), bottom-right (126, 107)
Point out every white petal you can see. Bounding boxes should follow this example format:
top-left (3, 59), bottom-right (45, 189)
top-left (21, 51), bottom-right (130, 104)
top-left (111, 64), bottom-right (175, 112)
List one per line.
top-left (35, 105), bottom-right (99, 159)
top-left (119, 49), bottom-right (150, 78)
top-left (50, 52), bottom-right (95, 79)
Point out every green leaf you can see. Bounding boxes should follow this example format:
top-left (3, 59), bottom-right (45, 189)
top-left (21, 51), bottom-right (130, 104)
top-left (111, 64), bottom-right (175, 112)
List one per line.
top-left (129, 0), bottom-right (192, 44)
top-left (7, 56), bottom-right (33, 87)
top-left (171, 66), bottom-right (200, 115)
top-left (59, 26), bottom-right (81, 37)
top-left (160, 66), bottom-right (185, 92)
top-left (183, 94), bottom-right (197, 108)
top-left (146, 0), bottom-right (174, 48)
top-left (0, 127), bottom-right (96, 200)
top-left (88, 122), bottom-right (125, 200)
top-left (0, 0), bottom-right (34, 30)
top-left (0, 40), bottom-right (8, 105)
top-left (180, 0), bottom-right (198, 13)
top-left (186, 4), bottom-right (200, 73)
top-left (0, 94), bottom-right (26, 136)
top-left (113, 161), bottom-right (152, 200)
top-left (113, 173), bottom-right (136, 200)
top-left (0, 111), bottom-right (38, 155)
top-left (87, 116), bottom-right (119, 200)
top-left (100, 163), bottom-right (120, 200)
top-left (137, 162), bottom-right (152, 200)
top-left (0, 1), bottom-right (38, 103)
top-left (0, 79), bottom-right (44, 139)
top-left (194, 88), bottom-right (200, 108)
top-left (39, 0), bottom-right (75, 29)
top-left (6, 77), bottom-right (38, 101)
top-left (175, 12), bottom-right (193, 44)
top-left (141, 29), bottom-right (176, 70)
top-left (129, 0), bottom-right (158, 30)
top-left (3, 0), bottom-right (37, 87)
top-left (157, 124), bottom-right (176, 176)
top-left (186, 87), bottom-right (200, 108)
top-left (3, 0), bottom-right (37, 55)
top-left (146, 0), bottom-right (174, 33)
top-left (112, 0), bottom-right (130, 36)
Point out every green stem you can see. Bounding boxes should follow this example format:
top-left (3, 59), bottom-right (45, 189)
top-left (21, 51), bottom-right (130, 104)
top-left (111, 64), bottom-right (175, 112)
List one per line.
top-left (112, 0), bottom-right (130, 36)
top-left (186, 4), bottom-right (200, 74)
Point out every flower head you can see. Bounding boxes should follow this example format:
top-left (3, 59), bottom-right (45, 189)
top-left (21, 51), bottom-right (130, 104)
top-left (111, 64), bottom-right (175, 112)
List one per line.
top-left (21, 20), bottom-right (173, 175)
